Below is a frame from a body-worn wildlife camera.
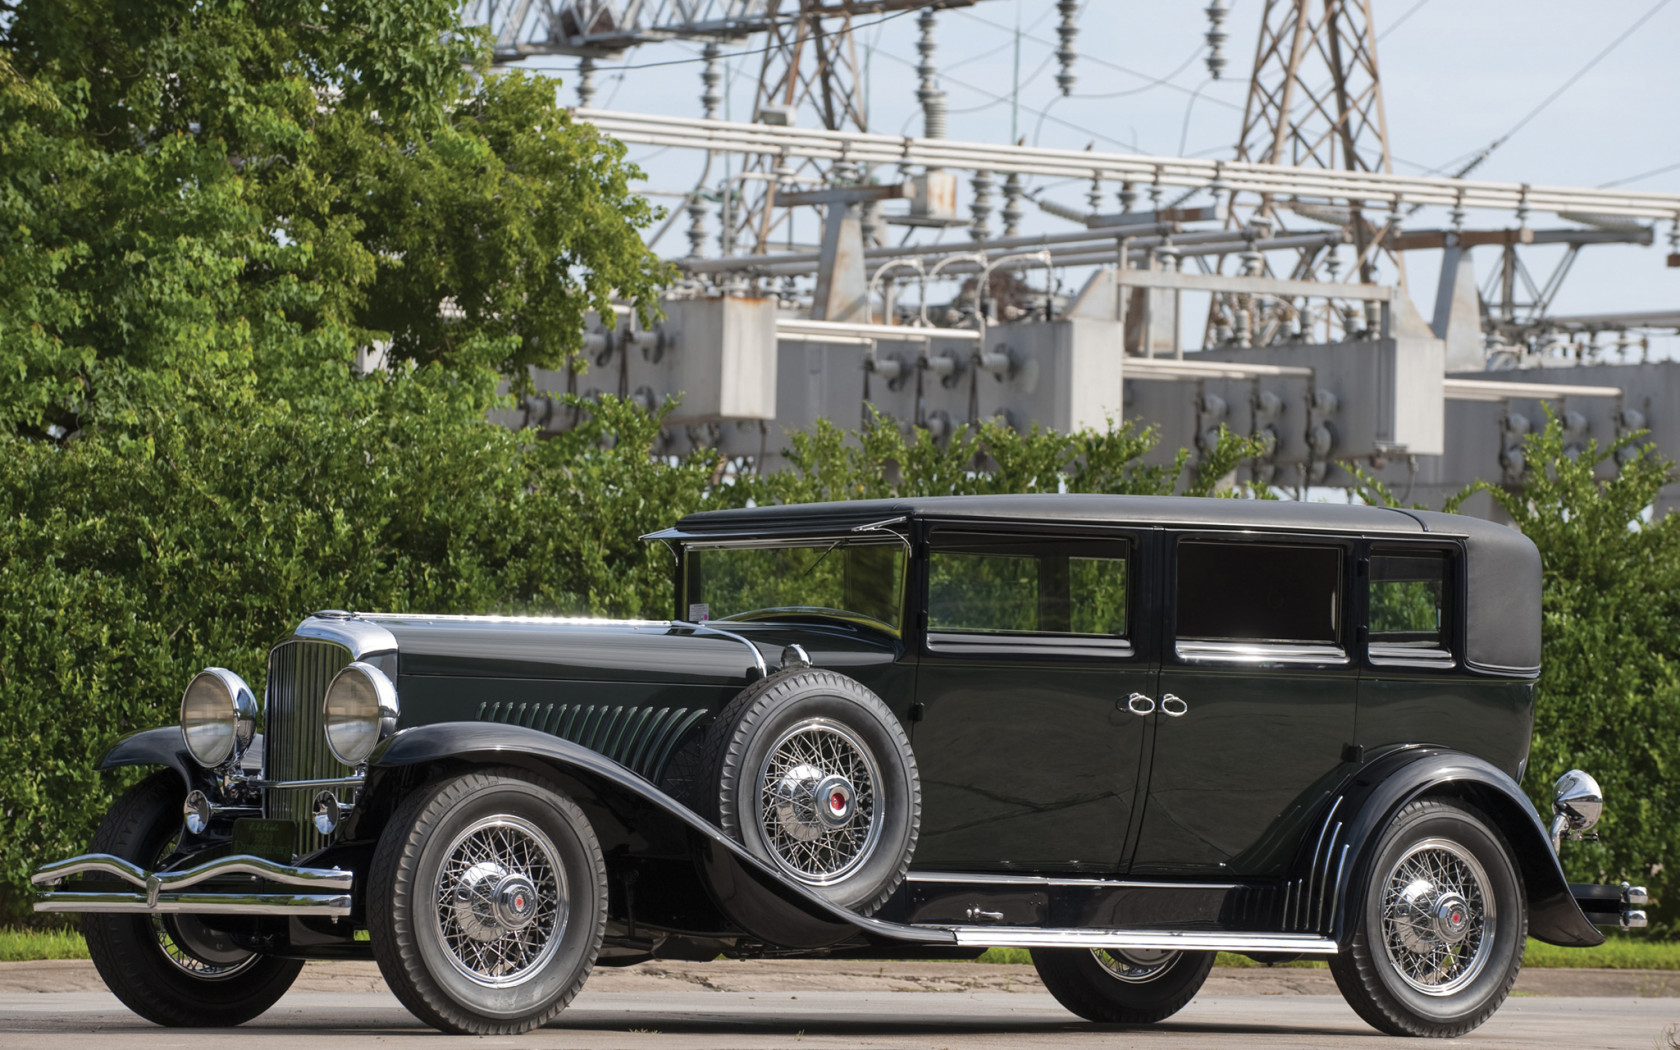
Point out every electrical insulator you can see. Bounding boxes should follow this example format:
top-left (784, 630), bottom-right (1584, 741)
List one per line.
top-left (1056, 0), bottom-right (1079, 96)
top-left (1204, 0), bottom-right (1229, 80)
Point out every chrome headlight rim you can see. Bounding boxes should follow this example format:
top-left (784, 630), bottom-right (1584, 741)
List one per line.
top-left (179, 668), bottom-right (258, 769)
top-left (322, 661), bottom-right (399, 766)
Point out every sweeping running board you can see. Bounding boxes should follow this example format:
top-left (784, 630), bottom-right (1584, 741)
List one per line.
top-left (932, 927), bottom-right (1339, 953)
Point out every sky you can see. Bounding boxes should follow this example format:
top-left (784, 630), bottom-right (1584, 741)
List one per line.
top-left (507, 0), bottom-right (1680, 360)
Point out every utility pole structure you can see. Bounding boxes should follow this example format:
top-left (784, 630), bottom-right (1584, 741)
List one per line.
top-left (1213, 0), bottom-right (1399, 345)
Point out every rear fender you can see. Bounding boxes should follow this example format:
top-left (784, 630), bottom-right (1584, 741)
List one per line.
top-left (1329, 747), bottom-right (1603, 948)
top-left (360, 722), bottom-right (952, 951)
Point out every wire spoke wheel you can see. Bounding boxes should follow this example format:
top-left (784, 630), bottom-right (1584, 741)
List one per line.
top-left (431, 816), bottom-right (567, 988)
top-left (1091, 948), bottom-right (1182, 985)
top-left (756, 718), bottom-right (883, 884)
top-left (149, 828), bottom-right (259, 980)
top-left (1378, 837), bottom-right (1493, 996)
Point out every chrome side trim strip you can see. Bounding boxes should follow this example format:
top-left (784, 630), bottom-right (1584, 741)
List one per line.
top-left (34, 892), bottom-right (352, 916)
top-left (905, 872), bottom-right (1241, 890)
top-left (939, 927), bottom-right (1339, 953)
top-left (1175, 641), bottom-right (1350, 667)
top-left (32, 853), bottom-right (353, 893)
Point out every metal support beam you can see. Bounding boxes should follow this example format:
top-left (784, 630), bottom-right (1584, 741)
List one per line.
top-left (1442, 378), bottom-right (1623, 403)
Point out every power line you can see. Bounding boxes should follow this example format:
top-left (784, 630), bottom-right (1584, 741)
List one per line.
top-left (1432, 0), bottom-right (1674, 178)
top-left (1598, 159), bottom-right (1680, 189)
top-left (548, 6), bottom-right (922, 74)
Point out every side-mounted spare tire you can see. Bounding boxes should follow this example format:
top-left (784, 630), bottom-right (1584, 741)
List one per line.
top-left (697, 668), bottom-right (920, 914)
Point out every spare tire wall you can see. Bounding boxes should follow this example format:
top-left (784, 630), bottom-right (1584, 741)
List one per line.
top-left (697, 668), bottom-right (920, 914)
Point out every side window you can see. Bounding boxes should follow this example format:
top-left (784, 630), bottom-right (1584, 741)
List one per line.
top-left (927, 534), bottom-right (1130, 639)
top-left (1370, 549), bottom-right (1453, 665)
top-left (1175, 541), bottom-right (1342, 650)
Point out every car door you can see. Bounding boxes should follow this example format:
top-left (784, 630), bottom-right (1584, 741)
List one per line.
top-left (1129, 532), bottom-right (1358, 878)
top-left (910, 525), bottom-right (1157, 874)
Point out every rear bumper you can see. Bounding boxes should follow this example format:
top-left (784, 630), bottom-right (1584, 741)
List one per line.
top-left (1571, 881), bottom-right (1648, 929)
top-left (32, 852), bottom-right (353, 917)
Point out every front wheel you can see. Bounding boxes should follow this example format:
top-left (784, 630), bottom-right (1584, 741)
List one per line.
top-left (1330, 798), bottom-right (1526, 1037)
top-left (1032, 948), bottom-right (1214, 1024)
top-left (81, 771), bottom-right (303, 1026)
top-left (368, 767), bottom-right (607, 1035)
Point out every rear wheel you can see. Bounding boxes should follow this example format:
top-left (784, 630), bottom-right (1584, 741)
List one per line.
top-left (81, 771), bottom-right (302, 1027)
top-left (1032, 947), bottom-right (1214, 1024)
top-left (368, 767), bottom-right (607, 1035)
top-left (1329, 798), bottom-right (1526, 1037)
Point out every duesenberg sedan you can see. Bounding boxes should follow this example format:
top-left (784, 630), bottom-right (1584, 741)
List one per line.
top-left (33, 495), bottom-right (1641, 1037)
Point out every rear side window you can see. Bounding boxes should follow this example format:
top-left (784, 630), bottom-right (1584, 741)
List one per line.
top-left (1369, 549), bottom-right (1453, 665)
top-left (1175, 541), bottom-right (1342, 646)
top-left (928, 535), bottom-right (1130, 638)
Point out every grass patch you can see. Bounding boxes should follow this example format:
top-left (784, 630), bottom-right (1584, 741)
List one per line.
top-left (979, 937), bottom-right (1680, 971)
top-left (0, 928), bottom-right (89, 962)
top-left (0, 928), bottom-right (1674, 969)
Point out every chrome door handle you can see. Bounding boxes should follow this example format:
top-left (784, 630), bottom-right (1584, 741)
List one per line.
top-left (1161, 694), bottom-right (1188, 717)
top-left (1126, 692), bottom-right (1155, 715)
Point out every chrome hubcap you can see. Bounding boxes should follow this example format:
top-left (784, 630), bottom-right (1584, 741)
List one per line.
top-left (1380, 839), bottom-right (1493, 995)
top-left (1093, 948), bottom-right (1180, 984)
top-left (756, 719), bottom-right (882, 885)
top-left (434, 816), bottom-right (566, 987)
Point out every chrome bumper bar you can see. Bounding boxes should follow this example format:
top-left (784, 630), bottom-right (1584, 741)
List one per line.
top-left (32, 853), bottom-right (353, 917)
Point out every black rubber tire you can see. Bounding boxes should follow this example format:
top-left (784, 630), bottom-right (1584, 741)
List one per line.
top-left (367, 767), bottom-right (607, 1035)
top-left (698, 668), bottom-right (920, 914)
top-left (1032, 949), bottom-right (1215, 1024)
top-left (1329, 798), bottom-right (1526, 1038)
top-left (80, 771), bottom-right (303, 1027)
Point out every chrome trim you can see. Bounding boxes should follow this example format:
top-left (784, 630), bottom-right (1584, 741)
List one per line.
top-left (940, 927), bottom-right (1339, 953)
top-left (293, 614), bottom-right (398, 659)
top-left (353, 612), bottom-right (664, 628)
top-left (32, 853), bottom-right (354, 893)
top-left (35, 892), bottom-right (351, 916)
top-left (1623, 910), bottom-right (1648, 929)
top-left (905, 872), bottom-right (1241, 890)
top-left (249, 775), bottom-right (368, 790)
top-left (266, 638), bottom-right (357, 857)
top-left (1175, 640), bottom-right (1350, 667)
top-left (672, 620), bottom-right (768, 678)
top-left (1126, 692), bottom-right (1155, 715)
top-left (1160, 694), bottom-right (1188, 717)
top-left (1624, 883), bottom-right (1650, 907)
top-left (851, 515), bottom-right (909, 533)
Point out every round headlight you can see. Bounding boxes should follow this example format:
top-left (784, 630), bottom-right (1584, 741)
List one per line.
top-left (323, 662), bottom-right (399, 765)
top-left (180, 668), bottom-right (257, 768)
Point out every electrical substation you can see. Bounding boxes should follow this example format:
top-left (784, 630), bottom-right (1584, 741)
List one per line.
top-left (468, 1), bottom-right (1680, 518)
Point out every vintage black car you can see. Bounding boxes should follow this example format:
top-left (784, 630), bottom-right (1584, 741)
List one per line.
top-left (34, 495), bottom-right (1643, 1037)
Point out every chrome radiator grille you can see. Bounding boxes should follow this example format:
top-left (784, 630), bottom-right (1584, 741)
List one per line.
top-left (264, 639), bottom-right (355, 859)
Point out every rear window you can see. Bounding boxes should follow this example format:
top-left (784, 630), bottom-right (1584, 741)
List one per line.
top-left (1370, 550), bottom-right (1451, 661)
top-left (1175, 541), bottom-right (1342, 646)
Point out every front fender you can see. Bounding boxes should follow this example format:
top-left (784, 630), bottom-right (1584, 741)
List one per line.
top-left (1331, 747), bottom-right (1602, 948)
top-left (363, 722), bottom-right (953, 951)
top-left (99, 726), bottom-right (197, 788)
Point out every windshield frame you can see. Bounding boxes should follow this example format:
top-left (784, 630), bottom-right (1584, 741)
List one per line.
top-left (677, 534), bottom-right (911, 637)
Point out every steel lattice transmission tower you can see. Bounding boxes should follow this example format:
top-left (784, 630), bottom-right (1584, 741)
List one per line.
top-left (1213, 0), bottom-right (1399, 345)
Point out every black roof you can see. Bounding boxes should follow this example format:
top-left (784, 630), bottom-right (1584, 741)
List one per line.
top-left (664, 494), bottom-right (1430, 538)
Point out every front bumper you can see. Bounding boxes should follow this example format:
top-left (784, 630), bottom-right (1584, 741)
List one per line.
top-left (1571, 881), bottom-right (1648, 929)
top-left (32, 853), bottom-right (353, 917)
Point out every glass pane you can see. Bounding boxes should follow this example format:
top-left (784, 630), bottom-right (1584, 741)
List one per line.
top-left (687, 542), bottom-right (904, 632)
top-left (1371, 552), bottom-right (1447, 648)
top-left (928, 552), bottom-right (1039, 633)
top-left (1176, 542), bottom-right (1341, 645)
top-left (1069, 557), bottom-right (1128, 636)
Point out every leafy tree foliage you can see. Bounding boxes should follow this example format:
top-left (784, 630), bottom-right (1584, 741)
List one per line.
top-left (0, 0), bottom-right (669, 441)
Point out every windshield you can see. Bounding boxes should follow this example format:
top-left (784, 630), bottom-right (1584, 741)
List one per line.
top-left (683, 541), bottom-right (906, 634)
